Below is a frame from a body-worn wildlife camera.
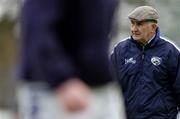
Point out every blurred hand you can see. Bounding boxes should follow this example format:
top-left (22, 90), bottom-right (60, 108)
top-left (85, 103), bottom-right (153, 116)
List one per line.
top-left (56, 78), bottom-right (92, 112)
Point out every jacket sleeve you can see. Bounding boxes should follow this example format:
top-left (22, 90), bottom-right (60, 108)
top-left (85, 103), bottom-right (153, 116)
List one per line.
top-left (173, 54), bottom-right (180, 110)
top-left (169, 47), bottom-right (180, 110)
top-left (110, 46), bottom-right (119, 82)
top-left (20, 0), bottom-right (78, 89)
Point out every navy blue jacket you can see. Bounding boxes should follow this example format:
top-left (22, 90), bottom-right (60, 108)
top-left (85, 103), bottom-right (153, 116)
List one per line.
top-left (19, 0), bottom-right (118, 89)
top-left (111, 28), bottom-right (180, 119)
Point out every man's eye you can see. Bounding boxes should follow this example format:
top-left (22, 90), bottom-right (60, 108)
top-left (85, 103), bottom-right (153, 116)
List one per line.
top-left (137, 22), bottom-right (143, 26)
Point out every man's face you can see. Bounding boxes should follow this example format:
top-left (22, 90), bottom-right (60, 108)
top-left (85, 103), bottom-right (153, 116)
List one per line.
top-left (130, 19), bottom-right (156, 44)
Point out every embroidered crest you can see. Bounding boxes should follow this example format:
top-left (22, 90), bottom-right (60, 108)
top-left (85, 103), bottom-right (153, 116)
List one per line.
top-left (151, 56), bottom-right (162, 66)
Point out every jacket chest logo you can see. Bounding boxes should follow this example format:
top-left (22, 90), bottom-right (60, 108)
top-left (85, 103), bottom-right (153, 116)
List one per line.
top-left (151, 56), bottom-right (162, 66)
top-left (125, 57), bottom-right (136, 64)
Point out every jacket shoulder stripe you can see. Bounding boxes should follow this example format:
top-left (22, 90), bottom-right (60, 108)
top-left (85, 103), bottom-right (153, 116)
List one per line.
top-left (160, 36), bottom-right (180, 52)
top-left (110, 37), bottom-right (130, 55)
top-left (113, 37), bottom-right (130, 48)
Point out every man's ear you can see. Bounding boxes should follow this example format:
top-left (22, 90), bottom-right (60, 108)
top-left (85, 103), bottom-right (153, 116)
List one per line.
top-left (152, 23), bottom-right (157, 30)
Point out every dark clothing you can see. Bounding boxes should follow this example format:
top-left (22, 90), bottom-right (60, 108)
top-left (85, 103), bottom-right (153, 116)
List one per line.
top-left (111, 27), bottom-right (180, 119)
top-left (20, 0), bottom-right (118, 89)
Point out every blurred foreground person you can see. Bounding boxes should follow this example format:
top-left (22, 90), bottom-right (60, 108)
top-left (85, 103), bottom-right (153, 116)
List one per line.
top-left (16, 0), bottom-right (126, 119)
top-left (111, 6), bottom-right (180, 119)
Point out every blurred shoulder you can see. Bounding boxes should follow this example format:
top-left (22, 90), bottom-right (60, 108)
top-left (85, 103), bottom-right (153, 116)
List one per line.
top-left (113, 37), bottom-right (131, 50)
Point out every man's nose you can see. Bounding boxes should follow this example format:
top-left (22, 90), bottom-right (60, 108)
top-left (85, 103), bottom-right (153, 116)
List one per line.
top-left (131, 25), bottom-right (138, 31)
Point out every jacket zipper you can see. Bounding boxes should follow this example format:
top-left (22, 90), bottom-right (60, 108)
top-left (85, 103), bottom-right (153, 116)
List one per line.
top-left (139, 46), bottom-right (145, 85)
top-left (142, 46), bottom-right (145, 60)
top-left (138, 46), bottom-right (146, 112)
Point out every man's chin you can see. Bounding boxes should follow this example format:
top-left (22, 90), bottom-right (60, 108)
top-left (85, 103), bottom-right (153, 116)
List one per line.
top-left (132, 36), bottom-right (140, 41)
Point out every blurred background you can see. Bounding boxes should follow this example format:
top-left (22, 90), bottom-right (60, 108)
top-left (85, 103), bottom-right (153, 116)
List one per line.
top-left (0, 0), bottom-right (180, 118)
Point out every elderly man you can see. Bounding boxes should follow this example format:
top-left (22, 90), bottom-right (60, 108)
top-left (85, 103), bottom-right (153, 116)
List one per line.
top-left (111, 6), bottom-right (180, 119)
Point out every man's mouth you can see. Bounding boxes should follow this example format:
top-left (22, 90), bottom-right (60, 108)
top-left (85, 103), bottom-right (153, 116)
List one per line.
top-left (133, 34), bottom-right (140, 36)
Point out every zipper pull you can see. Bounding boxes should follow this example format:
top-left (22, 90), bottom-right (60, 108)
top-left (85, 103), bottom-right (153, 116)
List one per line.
top-left (142, 46), bottom-right (145, 59)
top-left (142, 54), bottom-right (144, 59)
